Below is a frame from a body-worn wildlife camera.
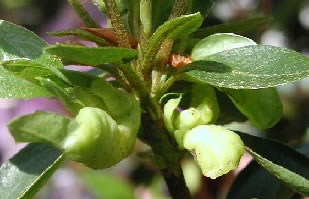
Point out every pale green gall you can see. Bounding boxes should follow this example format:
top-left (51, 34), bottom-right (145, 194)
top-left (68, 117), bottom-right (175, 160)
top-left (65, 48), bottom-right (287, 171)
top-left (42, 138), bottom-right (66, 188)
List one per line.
top-left (183, 125), bottom-right (244, 179)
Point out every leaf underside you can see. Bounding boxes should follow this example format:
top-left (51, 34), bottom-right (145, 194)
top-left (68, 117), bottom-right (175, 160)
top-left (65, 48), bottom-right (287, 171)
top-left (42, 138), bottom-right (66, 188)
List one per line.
top-left (0, 144), bottom-right (63, 199)
top-left (236, 132), bottom-right (309, 196)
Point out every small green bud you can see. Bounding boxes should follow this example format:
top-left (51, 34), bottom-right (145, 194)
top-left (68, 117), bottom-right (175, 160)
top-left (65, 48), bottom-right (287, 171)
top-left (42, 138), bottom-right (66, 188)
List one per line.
top-left (183, 125), bottom-right (244, 179)
top-left (174, 108), bottom-right (201, 130)
top-left (190, 84), bottom-right (219, 124)
top-left (163, 96), bottom-right (182, 134)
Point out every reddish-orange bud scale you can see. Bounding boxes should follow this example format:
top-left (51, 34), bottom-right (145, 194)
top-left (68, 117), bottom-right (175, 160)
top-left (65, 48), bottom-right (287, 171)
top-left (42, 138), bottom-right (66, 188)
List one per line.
top-left (169, 54), bottom-right (193, 69)
top-left (82, 27), bottom-right (138, 48)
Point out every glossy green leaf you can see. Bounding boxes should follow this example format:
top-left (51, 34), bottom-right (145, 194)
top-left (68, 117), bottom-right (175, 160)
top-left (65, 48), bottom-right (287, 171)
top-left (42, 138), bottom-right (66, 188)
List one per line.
top-left (0, 144), bottom-right (63, 199)
top-left (0, 20), bottom-right (62, 68)
top-left (48, 28), bottom-right (110, 46)
top-left (188, 0), bottom-right (213, 18)
top-left (45, 44), bottom-right (138, 66)
top-left (191, 33), bottom-right (256, 60)
top-left (38, 75), bottom-right (107, 116)
top-left (152, 0), bottom-right (175, 32)
top-left (3, 60), bottom-right (55, 81)
top-left (149, 13), bottom-right (203, 53)
top-left (2, 59), bottom-right (70, 85)
top-left (189, 33), bottom-right (282, 129)
top-left (236, 132), bottom-right (309, 196)
top-left (0, 65), bottom-right (52, 98)
top-left (221, 88), bottom-right (282, 129)
top-left (0, 60), bottom-right (99, 99)
top-left (192, 16), bottom-right (272, 38)
top-left (81, 170), bottom-right (137, 199)
top-left (152, 0), bottom-right (211, 32)
top-left (143, 13), bottom-right (203, 70)
top-left (215, 91), bottom-right (246, 125)
top-left (8, 111), bottom-right (78, 149)
top-left (38, 78), bottom-right (87, 115)
top-left (185, 45), bottom-right (309, 89)
top-left (61, 70), bottom-right (98, 88)
top-left (0, 20), bottom-right (63, 98)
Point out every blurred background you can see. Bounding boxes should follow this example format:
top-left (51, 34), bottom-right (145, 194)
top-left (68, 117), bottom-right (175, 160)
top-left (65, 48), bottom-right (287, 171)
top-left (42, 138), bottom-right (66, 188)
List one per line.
top-left (0, 0), bottom-right (309, 198)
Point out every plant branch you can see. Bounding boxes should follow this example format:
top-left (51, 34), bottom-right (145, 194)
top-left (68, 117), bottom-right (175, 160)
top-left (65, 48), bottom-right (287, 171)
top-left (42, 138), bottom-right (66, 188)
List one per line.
top-left (139, 116), bottom-right (192, 199)
top-left (169, 0), bottom-right (190, 20)
top-left (151, 40), bottom-right (173, 98)
top-left (116, 63), bottom-right (161, 119)
top-left (140, 0), bottom-right (152, 37)
top-left (68, 0), bottom-right (99, 28)
top-left (103, 0), bottom-right (131, 48)
top-left (139, 0), bottom-right (152, 58)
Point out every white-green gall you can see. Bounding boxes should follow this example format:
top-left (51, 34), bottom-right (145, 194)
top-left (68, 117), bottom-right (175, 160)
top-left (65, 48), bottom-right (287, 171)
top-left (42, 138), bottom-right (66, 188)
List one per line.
top-left (62, 79), bottom-right (141, 169)
top-left (64, 107), bottom-right (117, 168)
top-left (63, 106), bottom-right (140, 169)
top-left (183, 125), bottom-right (244, 179)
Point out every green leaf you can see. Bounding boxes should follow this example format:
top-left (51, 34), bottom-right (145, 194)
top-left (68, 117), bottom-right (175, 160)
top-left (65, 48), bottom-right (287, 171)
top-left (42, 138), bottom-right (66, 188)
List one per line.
top-left (227, 161), bottom-right (296, 199)
top-left (152, 0), bottom-right (212, 32)
top-left (185, 45), bottom-right (309, 89)
top-left (81, 170), bottom-right (137, 199)
top-left (149, 13), bottom-right (203, 53)
top-left (0, 20), bottom-right (64, 98)
top-left (227, 145), bottom-right (309, 199)
top-left (152, 0), bottom-right (175, 32)
top-left (0, 20), bottom-right (62, 68)
top-left (61, 70), bottom-right (98, 88)
top-left (3, 60), bottom-right (55, 81)
top-left (191, 33), bottom-right (256, 60)
top-left (45, 44), bottom-right (138, 66)
top-left (2, 59), bottom-right (71, 85)
top-left (143, 13), bottom-right (203, 71)
top-left (38, 78), bottom-right (85, 115)
top-left (215, 91), bottom-right (246, 125)
top-left (8, 111), bottom-right (78, 149)
top-left (48, 28), bottom-right (111, 46)
top-left (1, 60), bottom-right (100, 99)
top-left (0, 65), bottom-right (52, 98)
top-left (220, 88), bottom-right (282, 129)
top-left (38, 76), bottom-right (107, 115)
top-left (0, 144), bottom-right (63, 199)
top-left (68, 0), bottom-right (99, 28)
top-left (192, 16), bottom-right (272, 39)
top-left (188, 0), bottom-right (213, 18)
top-left (236, 132), bottom-right (309, 196)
